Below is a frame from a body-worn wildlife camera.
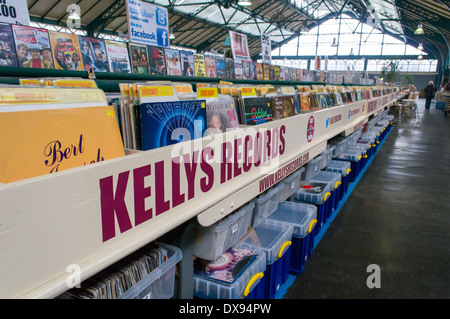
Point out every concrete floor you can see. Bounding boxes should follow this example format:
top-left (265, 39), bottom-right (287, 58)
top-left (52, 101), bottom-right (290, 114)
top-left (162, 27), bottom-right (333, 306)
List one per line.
top-left (283, 98), bottom-right (450, 299)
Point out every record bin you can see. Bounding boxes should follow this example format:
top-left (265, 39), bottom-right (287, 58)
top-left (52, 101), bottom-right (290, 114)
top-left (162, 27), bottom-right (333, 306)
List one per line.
top-left (309, 170), bottom-right (342, 214)
top-left (268, 202), bottom-right (317, 275)
top-left (239, 219), bottom-right (294, 299)
top-left (57, 242), bottom-right (182, 299)
top-left (118, 242), bottom-right (183, 299)
top-left (326, 160), bottom-right (351, 200)
top-left (191, 201), bottom-right (254, 261)
top-left (290, 181), bottom-right (331, 235)
top-left (333, 148), bottom-right (362, 182)
top-left (193, 244), bottom-right (267, 299)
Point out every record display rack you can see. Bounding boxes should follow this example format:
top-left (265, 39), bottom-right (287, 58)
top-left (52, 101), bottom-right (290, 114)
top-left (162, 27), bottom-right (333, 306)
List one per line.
top-left (0, 65), bottom-right (359, 93)
top-left (0, 67), bottom-right (395, 298)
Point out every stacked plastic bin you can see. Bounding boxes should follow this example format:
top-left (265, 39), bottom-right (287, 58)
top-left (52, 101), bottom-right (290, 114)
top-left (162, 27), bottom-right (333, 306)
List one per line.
top-left (301, 155), bottom-right (323, 181)
top-left (348, 139), bottom-right (370, 169)
top-left (278, 167), bottom-right (305, 203)
top-left (118, 242), bottom-right (183, 299)
top-left (333, 148), bottom-right (363, 182)
top-left (191, 202), bottom-right (255, 262)
top-left (250, 185), bottom-right (281, 228)
top-left (309, 170), bottom-right (342, 214)
top-left (268, 202), bottom-right (317, 275)
top-left (239, 219), bottom-right (294, 299)
top-left (361, 131), bottom-right (379, 154)
top-left (325, 160), bottom-right (351, 201)
top-left (328, 136), bottom-right (349, 159)
top-left (320, 145), bottom-right (336, 170)
top-left (289, 181), bottom-right (331, 235)
top-left (193, 243), bottom-right (267, 299)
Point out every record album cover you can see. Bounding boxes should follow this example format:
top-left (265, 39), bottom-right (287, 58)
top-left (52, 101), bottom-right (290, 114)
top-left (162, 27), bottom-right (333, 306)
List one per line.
top-left (234, 59), bottom-right (243, 79)
top-left (225, 58), bottom-right (235, 79)
top-left (270, 95), bottom-right (296, 119)
top-left (129, 43), bottom-right (149, 74)
top-left (165, 48), bottom-right (182, 76)
top-left (299, 92), bottom-right (311, 111)
top-left (215, 57), bottom-right (226, 78)
top-left (0, 104), bottom-right (125, 183)
top-left (139, 100), bottom-right (207, 151)
top-left (256, 63), bottom-right (263, 80)
top-left (205, 99), bottom-right (239, 135)
top-left (78, 36), bottom-right (109, 72)
top-left (194, 53), bottom-right (206, 77)
top-left (241, 96), bottom-right (273, 125)
top-left (105, 40), bottom-right (131, 73)
top-left (12, 25), bottom-right (54, 69)
top-left (49, 31), bottom-right (82, 71)
top-left (193, 246), bottom-right (259, 285)
top-left (205, 56), bottom-right (217, 78)
top-left (0, 23), bottom-right (18, 67)
top-left (180, 50), bottom-right (195, 77)
top-left (148, 45), bottom-right (167, 75)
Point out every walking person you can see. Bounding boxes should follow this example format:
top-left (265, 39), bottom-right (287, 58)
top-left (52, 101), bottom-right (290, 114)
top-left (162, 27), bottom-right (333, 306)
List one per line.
top-left (424, 81), bottom-right (437, 110)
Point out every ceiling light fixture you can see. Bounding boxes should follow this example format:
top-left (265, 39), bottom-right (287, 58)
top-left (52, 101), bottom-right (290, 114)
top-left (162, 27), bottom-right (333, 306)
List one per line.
top-left (418, 54), bottom-right (423, 60)
top-left (169, 27), bottom-right (175, 40)
top-left (237, 0), bottom-right (252, 6)
top-left (414, 24), bottom-right (424, 35)
top-left (417, 43), bottom-right (423, 51)
top-left (68, 4), bottom-right (80, 20)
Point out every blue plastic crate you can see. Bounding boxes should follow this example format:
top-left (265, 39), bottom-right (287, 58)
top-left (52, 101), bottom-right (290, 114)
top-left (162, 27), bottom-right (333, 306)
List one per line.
top-left (289, 182), bottom-right (331, 235)
top-left (309, 171), bottom-right (342, 214)
top-left (240, 219), bottom-right (293, 299)
top-left (268, 202), bottom-right (317, 275)
top-left (333, 149), bottom-right (362, 182)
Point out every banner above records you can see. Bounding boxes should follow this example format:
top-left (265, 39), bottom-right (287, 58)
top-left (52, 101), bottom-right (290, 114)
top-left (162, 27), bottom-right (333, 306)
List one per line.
top-left (229, 31), bottom-right (250, 61)
top-left (125, 0), bottom-right (169, 48)
top-left (0, 0), bottom-right (30, 26)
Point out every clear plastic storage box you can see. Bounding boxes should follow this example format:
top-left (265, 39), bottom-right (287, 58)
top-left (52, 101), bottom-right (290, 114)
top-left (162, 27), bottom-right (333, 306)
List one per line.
top-left (280, 167), bottom-right (305, 202)
top-left (334, 148), bottom-right (362, 182)
top-left (329, 137), bottom-right (349, 157)
top-left (251, 186), bottom-right (280, 228)
top-left (302, 155), bottom-right (323, 181)
top-left (290, 181), bottom-right (331, 234)
top-left (309, 170), bottom-right (342, 213)
top-left (118, 242), bottom-right (182, 299)
top-left (192, 202), bottom-right (255, 261)
top-left (320, 145), bottom-right (335, 169)
top-left (240, 219), bottom-right (294, 299)
top-left (193, 244), bottom-right (267, 299)
top-left (268, 201), bottom-right (317, 275)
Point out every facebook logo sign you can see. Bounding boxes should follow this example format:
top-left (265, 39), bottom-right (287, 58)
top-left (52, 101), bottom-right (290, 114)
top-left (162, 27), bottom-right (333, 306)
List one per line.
top-left (157, 28), bottom-right (168, 47)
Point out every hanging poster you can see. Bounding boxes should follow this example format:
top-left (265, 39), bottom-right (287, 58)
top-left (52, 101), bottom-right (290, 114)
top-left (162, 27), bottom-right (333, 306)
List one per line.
top-left (125, 0), bottom-right (169, 48)
top-left (229, 30), bottom-right (250, 61)
top-left (261, 33), bottom-right (271, 64)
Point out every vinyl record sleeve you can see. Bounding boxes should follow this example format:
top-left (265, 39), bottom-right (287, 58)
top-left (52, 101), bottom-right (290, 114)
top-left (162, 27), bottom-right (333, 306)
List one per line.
top-left (0, 104), bottom-right (125, 183)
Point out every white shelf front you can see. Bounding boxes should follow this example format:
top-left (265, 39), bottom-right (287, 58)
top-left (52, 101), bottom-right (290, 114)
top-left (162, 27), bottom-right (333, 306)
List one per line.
top-left (0, 93), bottom-right (396, 299)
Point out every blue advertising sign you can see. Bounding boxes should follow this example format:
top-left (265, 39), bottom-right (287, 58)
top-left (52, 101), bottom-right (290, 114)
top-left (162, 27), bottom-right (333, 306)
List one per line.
top-left (126, 0), bottom-right (169, 48)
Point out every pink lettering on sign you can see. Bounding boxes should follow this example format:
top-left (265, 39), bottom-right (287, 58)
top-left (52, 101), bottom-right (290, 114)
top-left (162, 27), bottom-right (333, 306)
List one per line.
top-left (99, 125), bottom-right (287, 242)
